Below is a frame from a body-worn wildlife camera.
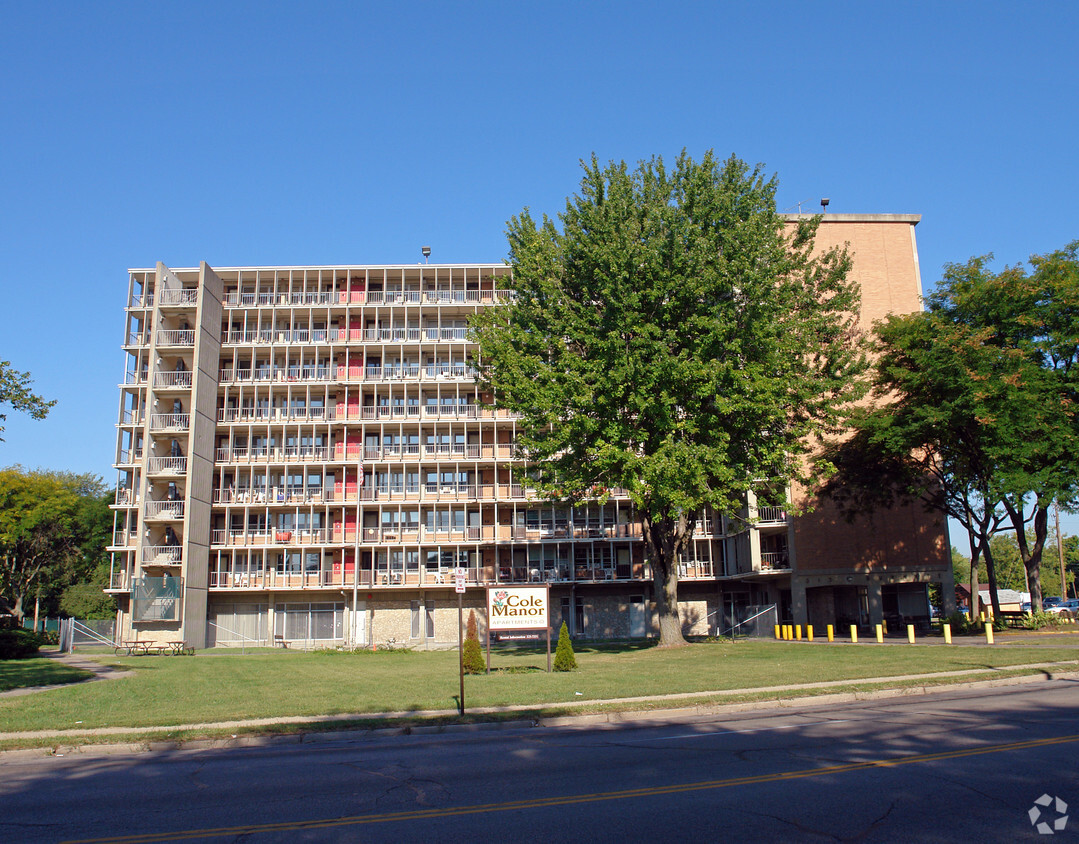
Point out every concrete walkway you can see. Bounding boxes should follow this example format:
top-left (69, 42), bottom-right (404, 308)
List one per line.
top-left (1, 657), bottom-right (1077, 744)
top-left (0, 649), bottom-right (134, 699)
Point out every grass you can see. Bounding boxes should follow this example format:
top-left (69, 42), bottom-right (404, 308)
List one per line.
top-left (0, 659), bottom-right (94, 693)
top-left (1, 639), bottom-right (1077, 738)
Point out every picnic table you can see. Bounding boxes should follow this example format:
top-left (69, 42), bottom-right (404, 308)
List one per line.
top-left (113, 640), bottom-right (194, 656)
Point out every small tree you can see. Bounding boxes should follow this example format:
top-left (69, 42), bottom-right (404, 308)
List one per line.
top-left (553, 621), bottom-right (577, 671)
top-left (462, 609), bottom-right (485, 674)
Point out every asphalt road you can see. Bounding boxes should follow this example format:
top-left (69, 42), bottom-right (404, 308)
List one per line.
top-left (2, 680), bottom-right (1078, 843)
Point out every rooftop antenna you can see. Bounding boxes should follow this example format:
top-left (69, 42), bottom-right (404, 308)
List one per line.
top-left (821, 198), bottom-right (830, 213)
top-left (422, 246), bottom-right (431, 264)
top-left (783, 199), bottom-right (816, 213)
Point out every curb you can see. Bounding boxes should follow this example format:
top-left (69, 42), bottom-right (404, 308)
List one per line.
top-left (2, 669), bottom-right (1075, 761)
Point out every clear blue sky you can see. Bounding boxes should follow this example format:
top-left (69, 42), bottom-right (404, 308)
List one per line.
top-left (1, 2), bottom-right (1077, 537)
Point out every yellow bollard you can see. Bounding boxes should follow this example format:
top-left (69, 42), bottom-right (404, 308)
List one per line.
top-left (775, 624), bottom-right (781, 640)
top-left (795, 625), bottom-right (802, 641)
top-left (807, 625), bottom-right (814, 642)
top-left (907, 624), bottom-right (915, 644)
top-left (850, 624), bottom-right (858, 643)
top-left (882, 619), bottom-right (888, 636)
top-left (943, 623), bottom-right (952, 644)
top-left (827, 624), bottom-right (834, 642)
top-left (875, 623), bottom-right (884, 643)
top-left (985, 622), bottom-right (994, 645)
top-left (980, 611), bottom-right (986, 623)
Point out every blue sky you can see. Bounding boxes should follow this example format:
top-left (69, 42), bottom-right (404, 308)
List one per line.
top-left (1, 2), bottom-right (1077, 537)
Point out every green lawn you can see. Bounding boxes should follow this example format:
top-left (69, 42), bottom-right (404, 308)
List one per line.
top-left (1, 640), bottom-right (1077, 734)
top-left (0, 659), bottom-right (94, 693)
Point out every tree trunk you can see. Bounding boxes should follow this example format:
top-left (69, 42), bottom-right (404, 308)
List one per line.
top-left (967, 530), bottom-right (980, 623)
top-left (1006, 500), bottom-right (1048, 611)
top-left (641, 513), bottom-right (690, 648)
top-left (983, 542), bottom-right (1002, 619)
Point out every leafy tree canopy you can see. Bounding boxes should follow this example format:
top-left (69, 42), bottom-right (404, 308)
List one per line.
top-left (0, 467), bottom-right (110, 620)
top-left (824, 242), bottom-right (1079, 614)
top-left (0, 361), bottom-right (55, 442)
top-left (472, 151), bottom-right (868, 645)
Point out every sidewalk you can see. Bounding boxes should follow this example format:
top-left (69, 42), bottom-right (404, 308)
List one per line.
top-left (0, 649), bottom-right (134, 699)
top-left (2, 658), bottom-right (1076, 747)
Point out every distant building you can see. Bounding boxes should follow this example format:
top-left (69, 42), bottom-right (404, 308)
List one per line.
top-left (107, 215), bottom-right (952, 648)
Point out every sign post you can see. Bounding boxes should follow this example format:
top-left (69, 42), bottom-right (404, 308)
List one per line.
top-left (454, 567), bottom-right (466, 715)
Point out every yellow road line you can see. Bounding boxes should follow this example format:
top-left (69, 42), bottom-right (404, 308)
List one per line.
top-left (64, 733), bottom-right (1079, 843)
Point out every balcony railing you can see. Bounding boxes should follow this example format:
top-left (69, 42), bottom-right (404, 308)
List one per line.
top-left (144, 500), bottom-right (184, 519)
top-left (150, 413), bottom-right (190, 431)
top-left (760, 551), bottom-right (790, 570)
top-left (218, 366), bottom-right (336, 384)
top-left (217, 406), bottom-right (335, 423)
top-left (147, 456), bottom-right (187, 475)
top-left (756, 507), bottom-right (788, 524)
top-left (214, 446), bottom-right (330, 465)
top-left (142, 545), bottom-right (182, 565)
top-left (123, 371), bottom-right (148, 385)
top-left (223, 291), bottom-right (336, 307)
top-left (155, 329), bottom-right (195, 346)
top-left (154, 371), bottom-right (193, 389)
top-left (157, 289), bottom-right (199, 306)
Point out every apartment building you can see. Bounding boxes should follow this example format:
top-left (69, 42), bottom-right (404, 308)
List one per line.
top-left (107, 216), bottom-right (952, 649)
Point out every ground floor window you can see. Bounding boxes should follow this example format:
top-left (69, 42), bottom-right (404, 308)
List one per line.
top-left (208, 602), bottom-right (267, 645)
top-left (274, 602), bottom-right (343, 641)
top-left (410, 600), bottom-right (436, 638)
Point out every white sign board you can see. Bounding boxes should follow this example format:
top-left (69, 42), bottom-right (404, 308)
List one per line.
top-left (454, 567), bottom-right (467, 594)
top-left (487, 586), bottom-right (549, 631)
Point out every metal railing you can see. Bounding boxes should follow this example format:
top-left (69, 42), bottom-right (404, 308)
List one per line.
top-left (142, 545), bottom-right (182, 564)
top-left (150, 413), bottom-right (190, 430)
top-left (155, 329), bottom-right (195, 346)
top-left (154, 371), bottom-right (193, 389)
top-left (144, 500), bottom-right (184, 519)
top-left (157, 289), bottom-right (199, 306)
top-left (147, 456), bottom-right (187, 474)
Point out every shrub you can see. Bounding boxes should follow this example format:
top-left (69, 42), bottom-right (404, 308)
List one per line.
top-left (0, 628), bottom-right (44, 660)
top-left (462, 609), bottom-right (485, 674)
top-left (553, 621), bottom-right (577, 671)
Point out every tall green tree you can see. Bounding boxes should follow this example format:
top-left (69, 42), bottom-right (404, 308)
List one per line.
top-left (472, 152), bottom-right (867, 646)
top-left (0, 468), bottom-right (110, 620)
top-left (825, 244), bottom-right (1079, 614)
top-left (0, 361), bottom-right (55, 442)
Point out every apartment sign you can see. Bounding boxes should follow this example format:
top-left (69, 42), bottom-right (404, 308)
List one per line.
top-left (487, 587), bottom-right (549, 631)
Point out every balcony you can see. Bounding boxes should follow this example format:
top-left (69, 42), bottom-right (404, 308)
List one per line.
top-left (217, 406), bottom-right (335, 423)
top-left (756, 506), bottom-right (788, 524)
top-left (132, 576), bottom-right (182, 622)
top-left (150, 413), bottom-right (190, 431)
top-left (223, 291), bottom-right (336, 307)
top-left (143, 545), bottom-right (182, 565)
top-left (147, 456), bottom-right (187, 475)
top-left (218, 365), bottom-right (336, 384)
top-left (154, 371), bottom-right (193, 389)
top-left (157, 289), bottom-right (199, 306)
top-left (220, 328), bottom-right (346, 345)
top-left (155, 329), bottom-right (195, 347)
top-left (144, 500), bottom-right (184, 520)
top-left (109, 569), bottom-right (133, 591)
top-left (760, 551), bottom-right (790, 571)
